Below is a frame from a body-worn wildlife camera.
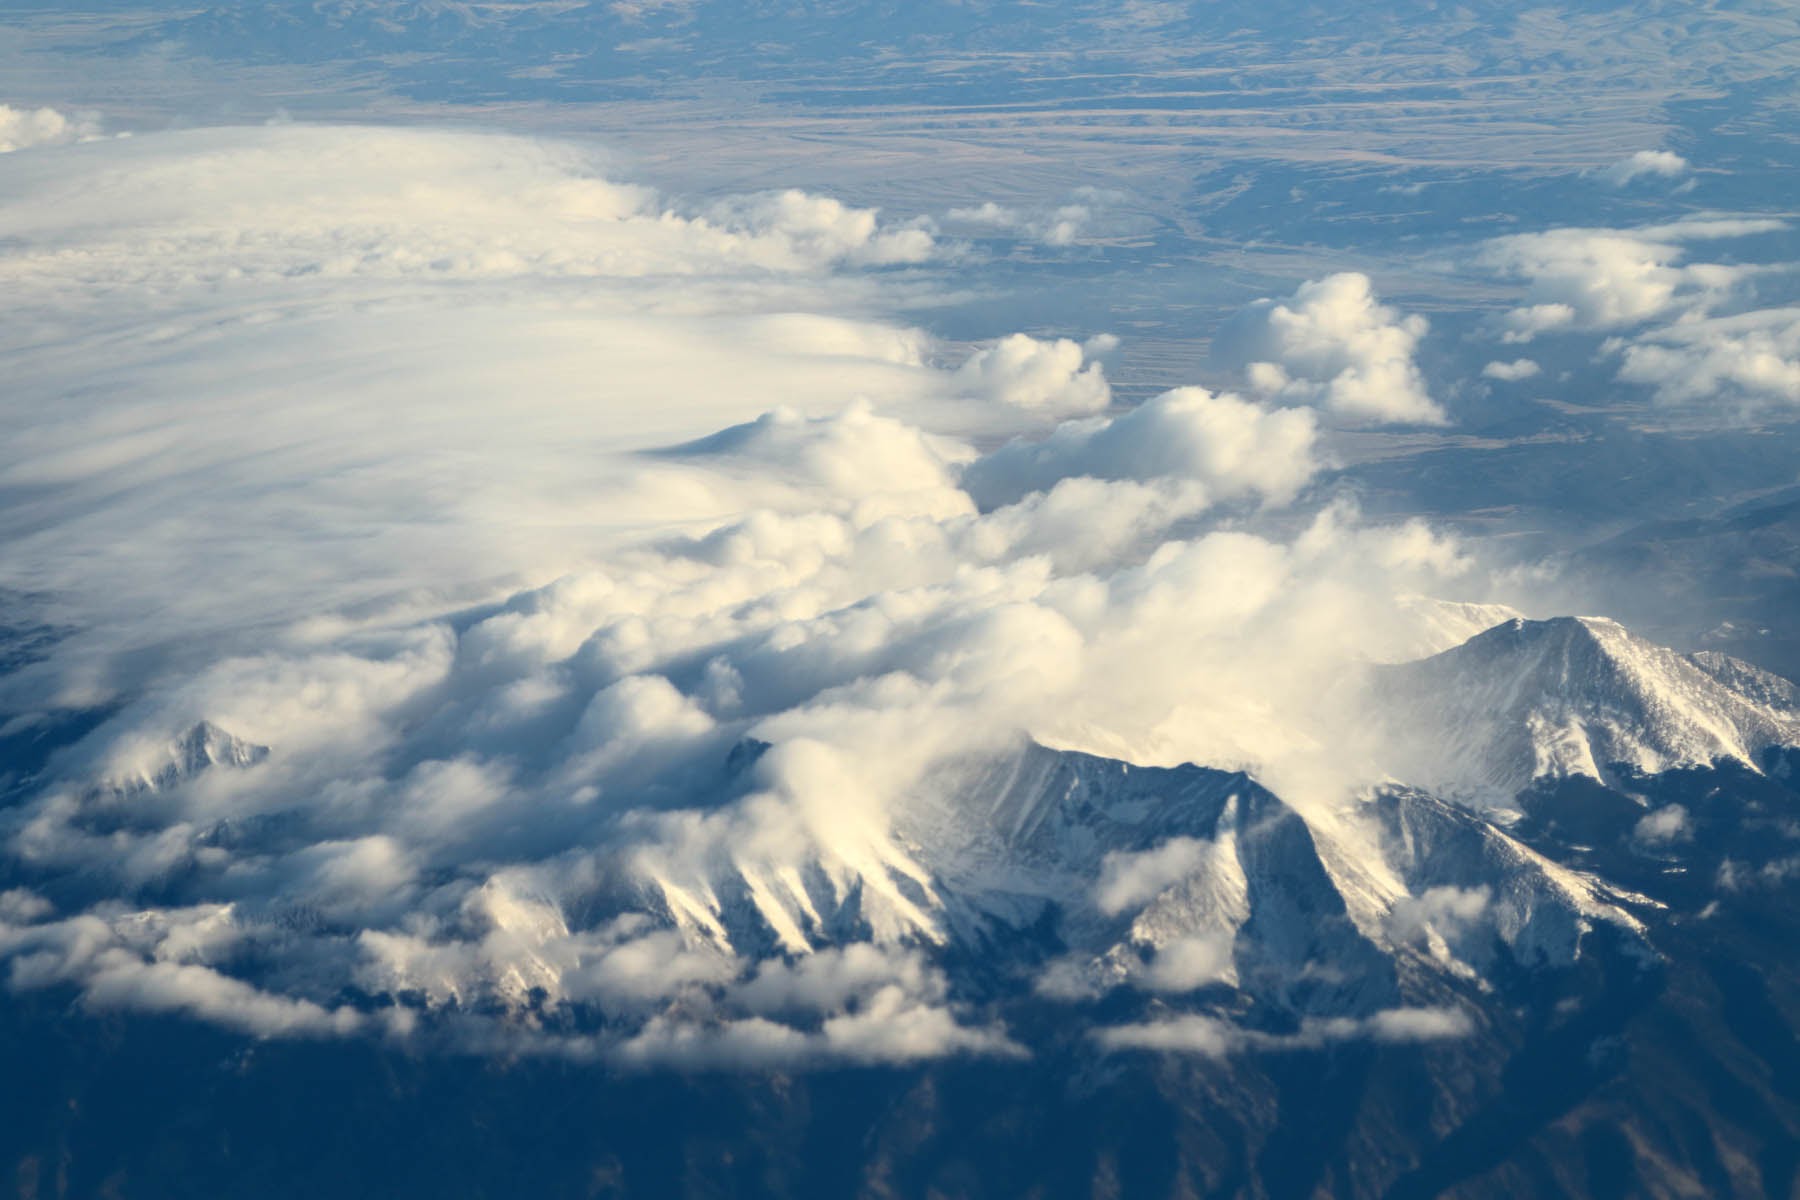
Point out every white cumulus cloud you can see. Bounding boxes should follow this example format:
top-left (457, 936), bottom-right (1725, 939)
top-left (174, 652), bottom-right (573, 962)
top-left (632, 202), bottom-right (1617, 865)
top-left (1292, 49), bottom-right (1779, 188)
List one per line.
top-left (1612, 306), bottom-right (1800, 408)
top-left (1478, 219), bottom-right (1782, 340)
top-left (1215, 273), bottom-right (1445, 426)
top-left (1482, 358), bottom-right (1541, 382)
top-left (1598, 150), bottom-right (1690, 187)
top-left (963, 386), bottom-right (1320, 510)
top-left (953, 333), bottom-right (1114, 418)
top-left (0, 104), bottom-right (102, 154)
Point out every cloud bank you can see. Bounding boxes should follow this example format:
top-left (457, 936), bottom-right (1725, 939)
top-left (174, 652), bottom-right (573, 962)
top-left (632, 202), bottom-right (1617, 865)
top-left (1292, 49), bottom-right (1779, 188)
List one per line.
top-left (0, 119), bottom-right (1508, 1067)
top-left (1095, 1006), bottom-right (1474, 1056)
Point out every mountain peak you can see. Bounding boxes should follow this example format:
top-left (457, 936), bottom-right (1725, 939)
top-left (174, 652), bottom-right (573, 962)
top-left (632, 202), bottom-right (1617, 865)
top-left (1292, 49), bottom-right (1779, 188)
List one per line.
top-left (1378, 617), bottom-right (1800, 801)
top-left (96, 721), bottom-right (271, 798)
top-left (1464, 614), bottom-right (1622, 650)
top-left (175, 721), bottom-right (269, 772)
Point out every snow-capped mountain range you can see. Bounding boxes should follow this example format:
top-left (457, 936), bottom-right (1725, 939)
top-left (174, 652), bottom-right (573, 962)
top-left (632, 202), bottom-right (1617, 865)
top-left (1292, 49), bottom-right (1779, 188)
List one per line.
top-left (9, 611), bottom-right (1800, 1199)
top-left (605, 615), bottom-right (1800, 1033)
top-left (13, 614), bottom-right (1799, 1048)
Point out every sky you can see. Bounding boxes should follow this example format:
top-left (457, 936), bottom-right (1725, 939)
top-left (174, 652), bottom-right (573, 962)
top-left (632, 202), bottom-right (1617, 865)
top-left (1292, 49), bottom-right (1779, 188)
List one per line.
top-left (0, 0), bottom-right (1798, 1069)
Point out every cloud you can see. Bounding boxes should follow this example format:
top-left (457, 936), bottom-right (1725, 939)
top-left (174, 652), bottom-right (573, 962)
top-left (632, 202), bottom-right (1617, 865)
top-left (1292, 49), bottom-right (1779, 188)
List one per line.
top-left (816, 987), bottom-right (1026, 1064)
top-left (962, 386), bottom-right (1319, 510)
top-left (948, 201), bottom-right (1092, 246)
top-left (1096, 1005), bottom-right (1473, 1055)
top-left (944, 189), bottom-right (1141, 246)
top-left (1033, 957), bottom-right (1106, 1001)
top-left (736, 943), bottom-right (937, 1015)
top-left (0, 905), bottom-right (371, 1039)
top-left (1477, 218), bottom-right (1798, 416)
top-left (612, 994), bottom-right (1023, 1070)
top-left (1094, 1013), bottom-right (1238, 1055)
top-left (953, 333), bottom-right (1113, 418)
top-left (1598, 150), bottom-right (1690, 187)
top-left (1133, 934), bottom-right (1236, 993)
top-left (1035, 932), bottom-right (1236, 999)
top-left (0, 124), bottom-right (980, 712)
top-left (0, 472), bottom-right (1477, 1059)
top-left (0, 889), bottom-right (51, 924)
top-left (745, 313), bottom-right (931, 367)
top-left (1611, 307), bottom-right (1800, 408)
top-left (1215, 273), bottom-right (1445, 426)
top-left (1387, 886), bottom-right (1491, 945)
top-left (564, 674), bottom-right (716, 763)
top-left (603, 943), bottom-right (1022, 1068)
top-left (662, 401), bottom-right (974, 521)
top-left (1094, 837), bottom-right (1214, 916)
top-left (291, 835), bottom-right (420, 918)
top-left (1478, 220), bottom-right (1781, 339)
top-left (698, 189), bottom-right (937, 268)
top-left (959, 475), bottom-right (1213, 574)
top-left (1482, 358), bottom-right (1541, 382)
top-left (0, 125), bottom-right (940, 295)
top-left (1719, 855), bottom-right (1800, 892)
top-left (1633, 805), bottom-right (1691, 846)
top-left (1362, 1006), bottom-right (1474, 1042)
top-left (80, 956), bottom-right (367, 1039)
top-left (608, 0), bottom-right (699, 21)
top-left (357, 912), bottom-right (740, 1016)
top-left (0, 105), bottom-right (101, 154)
top-left (0, 118), bottom-right (1501, 1067)
top-left (612, 1015), bottom-right (812, 1069)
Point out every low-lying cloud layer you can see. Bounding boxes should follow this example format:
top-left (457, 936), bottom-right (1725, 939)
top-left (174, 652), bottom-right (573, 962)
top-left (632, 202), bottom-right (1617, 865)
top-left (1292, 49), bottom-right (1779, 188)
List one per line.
top-left (1095, 1005), bottom-right (1474, 1056)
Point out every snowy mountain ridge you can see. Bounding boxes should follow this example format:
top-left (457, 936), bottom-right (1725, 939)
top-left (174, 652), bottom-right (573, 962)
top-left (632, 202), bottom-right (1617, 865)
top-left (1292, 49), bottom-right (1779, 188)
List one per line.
top-left (631, 733), bottom-right (1649, 1025)
top-left (44, 616), bottom-right (1797, 1037)
top-left (616, 614), bottom-right (1800, 1026)
top-left (1375, 616), bottom-right (1800, 804)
